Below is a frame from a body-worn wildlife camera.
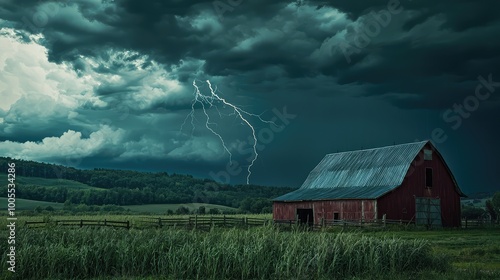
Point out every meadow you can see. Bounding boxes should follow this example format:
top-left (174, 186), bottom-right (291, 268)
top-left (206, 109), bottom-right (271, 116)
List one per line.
top-left (1, 174), bottom-right (104, 190)
top-left (0, 214), bottom-right (498, 279)
top-left (1, 225), bottom-right (446, 280)
top-left (0, 198), bottom-right (238, 215)
top-left (0, 197), bottom-right (63, 211)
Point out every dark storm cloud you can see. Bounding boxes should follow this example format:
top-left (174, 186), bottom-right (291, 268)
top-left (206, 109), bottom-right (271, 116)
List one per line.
top-left (1, 1), bottom-right (329, 76)
top-left (321, 0), bottom-right (500, 31)
top-left (1, 0), bottom-right (499, 192)
top-left (2, 0), bottom-right (498, 110)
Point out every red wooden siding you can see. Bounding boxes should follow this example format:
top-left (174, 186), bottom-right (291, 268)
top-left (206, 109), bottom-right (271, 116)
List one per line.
top-left (273, 200), bottom-right (377, 225)
top-left (376, 143), bottom-right (462, 227)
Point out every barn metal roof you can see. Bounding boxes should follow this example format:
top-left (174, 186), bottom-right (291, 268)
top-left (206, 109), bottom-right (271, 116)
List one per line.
top-left (272, 186), bottom-right (396, 201)
top-left (274, 141), bottom-right (429, 201)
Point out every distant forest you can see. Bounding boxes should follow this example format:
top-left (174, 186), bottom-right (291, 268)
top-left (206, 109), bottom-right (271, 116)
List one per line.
top-left (0, 157), bottom-right (296, 213)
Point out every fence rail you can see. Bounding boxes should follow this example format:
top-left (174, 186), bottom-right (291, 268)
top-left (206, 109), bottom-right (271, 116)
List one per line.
top-left (140, 215), bottom-right (270, 229)
top-left (275, 217), bottom-right (498, 230)
top-left (23, 216), bottom-right (496, 230)
top-left (461, 218), bottom-right (497, 228)
top-left (273, 217), bottom-right (415, 230)
top-left (25, 219), bottom-right (130, 229)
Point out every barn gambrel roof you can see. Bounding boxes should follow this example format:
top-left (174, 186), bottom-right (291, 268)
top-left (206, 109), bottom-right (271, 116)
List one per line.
top-left (273, 140), bottom-right (465, 201)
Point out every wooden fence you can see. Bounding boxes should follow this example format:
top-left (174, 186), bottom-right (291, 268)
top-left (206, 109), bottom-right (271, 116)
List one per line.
top-left (24, 216), bottom-right (270, 230)
top-left (461, 218), bottom-right (497, 228)
top-left (140, 215), bottom-right (270, 229)
top-left (25, 219), bottom-right (130, 229)
top-left (23, 216), bottom-right (496, 230)
top-left (275, 217), bottom-right (498, 230)
top-left (273, 217), bottom-right (415, 230)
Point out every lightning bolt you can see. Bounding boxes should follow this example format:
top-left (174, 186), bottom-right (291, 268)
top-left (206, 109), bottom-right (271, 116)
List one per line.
top-left (181, 79), bottom-right (275, 184)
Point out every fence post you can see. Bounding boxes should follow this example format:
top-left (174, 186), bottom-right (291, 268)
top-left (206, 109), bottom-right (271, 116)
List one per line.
top-left (382, 214), bottom-right (386, 228)
top-left (126, 221), bottom-right (130, 230)
top-left (195, 215), bottom-right (198, 229)
top-left (465, 217), bottom-right (468, 229)
top-left (104, 219), bottom-right (107, 227)
top-left (223, 215), bottom-right (226, 227)
top-left (158, 217), bottom-right (162, 228)
top-left (80, 219), bottom-right (83, 228)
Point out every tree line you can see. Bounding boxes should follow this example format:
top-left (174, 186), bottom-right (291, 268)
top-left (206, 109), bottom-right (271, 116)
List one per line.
top-left (461, 192), bottom-right (500, 221)
top-left (0, 157), bottom-right (296, 213)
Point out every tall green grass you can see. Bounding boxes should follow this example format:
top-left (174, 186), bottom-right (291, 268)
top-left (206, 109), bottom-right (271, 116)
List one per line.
top-left (1, 226), bottom-right (448, 279)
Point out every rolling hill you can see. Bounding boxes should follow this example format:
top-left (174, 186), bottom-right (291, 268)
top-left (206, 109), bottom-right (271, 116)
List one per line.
top-left (0, 197), bottom-right (63, 211)
top-left (0, 173), bottom-right (104, 190)
top-left (0, 156), bottom-right (296, 213)
top-left (0, 196), bottom-right (236, 214)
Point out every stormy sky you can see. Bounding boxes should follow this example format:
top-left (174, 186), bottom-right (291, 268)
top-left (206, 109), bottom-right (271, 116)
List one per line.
top-left (0, 0), bottom-right (499, 193)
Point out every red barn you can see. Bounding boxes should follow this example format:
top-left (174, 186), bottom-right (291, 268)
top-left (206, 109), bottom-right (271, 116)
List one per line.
top-left (273, 140), bottom-right (466, 227)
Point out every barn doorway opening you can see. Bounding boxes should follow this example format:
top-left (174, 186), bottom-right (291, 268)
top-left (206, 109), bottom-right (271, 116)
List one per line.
top-left (296, 209), bottom-right (313, 226)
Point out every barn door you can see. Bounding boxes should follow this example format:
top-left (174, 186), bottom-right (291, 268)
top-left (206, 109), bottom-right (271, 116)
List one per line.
top-left (415, 197), bottom-right (442, 228)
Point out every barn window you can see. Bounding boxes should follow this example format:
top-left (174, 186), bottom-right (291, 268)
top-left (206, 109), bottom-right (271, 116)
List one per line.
top-left (425, 168), bottom-right (433, 188)
top-left (333, 212), bottom-right (339, 221)
top-left (424, 149), bottom-right (433, 160)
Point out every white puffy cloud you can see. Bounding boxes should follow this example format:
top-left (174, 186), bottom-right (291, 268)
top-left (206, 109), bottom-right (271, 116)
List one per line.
top-left (0, 125), bottom-right (125, 161)
top-left (0, 29), bottom-right (99, 112)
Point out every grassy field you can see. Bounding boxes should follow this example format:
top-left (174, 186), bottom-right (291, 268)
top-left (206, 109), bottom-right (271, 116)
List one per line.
top-left (0, 214), bottom-right (498, 279)
top-left (0, 197), bottom-right (63, 211)
top-left (0, 174), bottom-right (104, 190)
top-left (367, 228), bottom-right (500, 272)
top-left (0, 225), bottom-right (449, 280)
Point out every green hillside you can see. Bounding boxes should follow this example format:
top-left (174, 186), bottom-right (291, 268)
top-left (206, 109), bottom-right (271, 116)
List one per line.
top-left (0, 174), bottom-right (103, 190)
top-left (0, 157), bottom-right (297, 213)
top-left (0, 197), bottom-right (235, 214)
top-left (0, 197), bottom-right (63, 210)
top-left (125, 203), bottom-right (237, 213)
